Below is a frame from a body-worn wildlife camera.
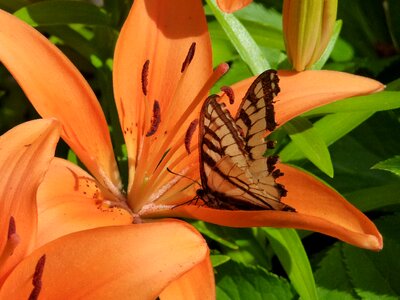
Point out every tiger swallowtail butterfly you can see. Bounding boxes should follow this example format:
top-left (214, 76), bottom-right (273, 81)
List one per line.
top-left (197, 70), bottom-right (294, 211)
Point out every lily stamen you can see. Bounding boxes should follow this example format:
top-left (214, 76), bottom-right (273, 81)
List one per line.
top-left (141, 60), bottom-right (150, 96)
top-left (181, 42), bottom-right (196, 73)
top-left (136, 124), bottom-right (197, 207)
top-left (220, 85), bottom-right (235, 104)
top-left (29, 254), bottom-right (46, 300)
top-left (147, 63), bottom-right (229, 174)
top-left (146, 100), bottom-right (161, 137)
top-left (185, 119), bottom-right (199, 154)
top-left (129, 63), bottom-right (229, 209)
top-left (0, 217), bottom-right (21, 268)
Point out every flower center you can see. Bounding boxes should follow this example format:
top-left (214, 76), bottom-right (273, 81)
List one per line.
top-left (127, 43), bottom-right (229, 212)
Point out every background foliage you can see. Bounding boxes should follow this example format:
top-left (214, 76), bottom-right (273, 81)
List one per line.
top-left (0, 0), bottom-right (399, 299)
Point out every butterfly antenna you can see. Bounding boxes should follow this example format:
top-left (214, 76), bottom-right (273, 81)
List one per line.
top-left (166, 167), bottom-right (202, 187)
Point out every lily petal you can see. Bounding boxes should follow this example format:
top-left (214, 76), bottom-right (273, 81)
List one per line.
top-left (226, 70), bottom-right (384, 124)
top-left (0, 9), bottom-right (122, 194)
top-left (160, 256), bottom-right (215, 300)
top-left (36, 158), bottom-right (133, 249)
top-left (217, 0), bottom-right (253, 13)
top-left (0, 221), bottom-right (209, 299)
top-left (113, 0), bottom-right (212, 205)
top-left (143, 164), bottom-right (382, 250)
top-left (0, 119), bottom-right (59, 283)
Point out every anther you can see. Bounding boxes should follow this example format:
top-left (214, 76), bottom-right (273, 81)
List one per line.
top-left (146, 100), bottom-right (161, 137)
top-left (181, 42), bottom-right (196, 73)
top-left (185, 119), bottom-right (199, 154)
top-left (8, 216), bottom-right (16, 238)
top-left (220, 86), bottom-right (235, 104)
top-left (29, 254), bottom-right (46, 300)
top-left (6, 216), bottom-right (20, 256)
top-left (141, 60), bottom-right (150, 96)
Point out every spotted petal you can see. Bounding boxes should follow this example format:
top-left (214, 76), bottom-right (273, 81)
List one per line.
top-left (0, 221), bottom-right (209, 299)
top-left (113, 0), bottom-right (214, 210)
top-left (0, 119), bottom-right (59, 284)
top-left (36, 158), bottom-right (133, 249)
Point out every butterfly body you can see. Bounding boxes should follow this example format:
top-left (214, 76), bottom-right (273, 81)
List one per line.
top-left (197, 70), bottom-right (294, 212)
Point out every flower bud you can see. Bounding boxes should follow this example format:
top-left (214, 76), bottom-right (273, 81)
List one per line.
top-left (283, 0), bottom-right (338, 71)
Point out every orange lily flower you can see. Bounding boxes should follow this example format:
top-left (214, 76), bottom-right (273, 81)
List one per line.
top-left (0, 121), bottom-right (211, 298)
top-left (0, 0), bottom-right (384, 296)
top-left (0, 120), bottom-right (211, 298)
top-left (217, 0), bottom-right (253, 13)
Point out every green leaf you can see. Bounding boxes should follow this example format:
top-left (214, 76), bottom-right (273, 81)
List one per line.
top-left (216, 260), bottom-right (294, 300)
top-left (14, 1), bottom-right (110, 27)
top-left (263, 228), bottom-right (318, 300)
top-left (198, 226), bottom-right (272, 269)
top-left (0, 0), bottom-right (28, 12)
top-left (205, 0), bottom-right (271, 73)
top-left (67, 149), bottom-right (78, 165)
top-left (211, 254), bottom-right (231, 267)
top-left (220, 228), bottom-right (271, 269)
top-left (45, 25), bottom-right (98, 57)
top-left (282, 116), bottom-right (334, 177)
top-left (387, 78), bottom-right (400, 91)
top-left (386, 0), bottom-right (400, 50)
top-left (315, 215), bottom-right (400, 299)
top-left (314, 244), bottom-right (357, 299)
top-left (280, 112), bottom-right (373, 162)
top-left (239, 19), bottom-right (285, 51)
top-left (233, 2), bottom-right (282, 30)
top-left (330, 37), bottom-right (355, 62)
top-left (343, 215), bottom-right (400, 299)
top-left (345, 183), bottom-right (400, 212)
top-left (312, 20), bottom-right (343, 70)
top-left (191, 221), bottom-right (239, 250)
top-left (304, 92), bottom-right (400, 116)
top-left (208, 20), bottom-right (239, 66)
top-left (372, 155), bottom-right (400, 177)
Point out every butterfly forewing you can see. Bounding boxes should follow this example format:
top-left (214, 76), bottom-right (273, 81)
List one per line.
top-left (233, 70), bottom-right (288, 201)
top-left (236, 70), bottom-right (280, 163)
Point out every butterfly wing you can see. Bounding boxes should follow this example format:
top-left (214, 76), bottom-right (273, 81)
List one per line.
top-left (235, 69), bottom-right (279, 170)
top-left (199, 94), bottom-right (292, 210)
top-left (235, 70), bottom-right (290, 198)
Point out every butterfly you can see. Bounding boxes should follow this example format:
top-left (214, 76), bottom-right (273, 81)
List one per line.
top-left (196, 70), bottom-right (294, 211)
